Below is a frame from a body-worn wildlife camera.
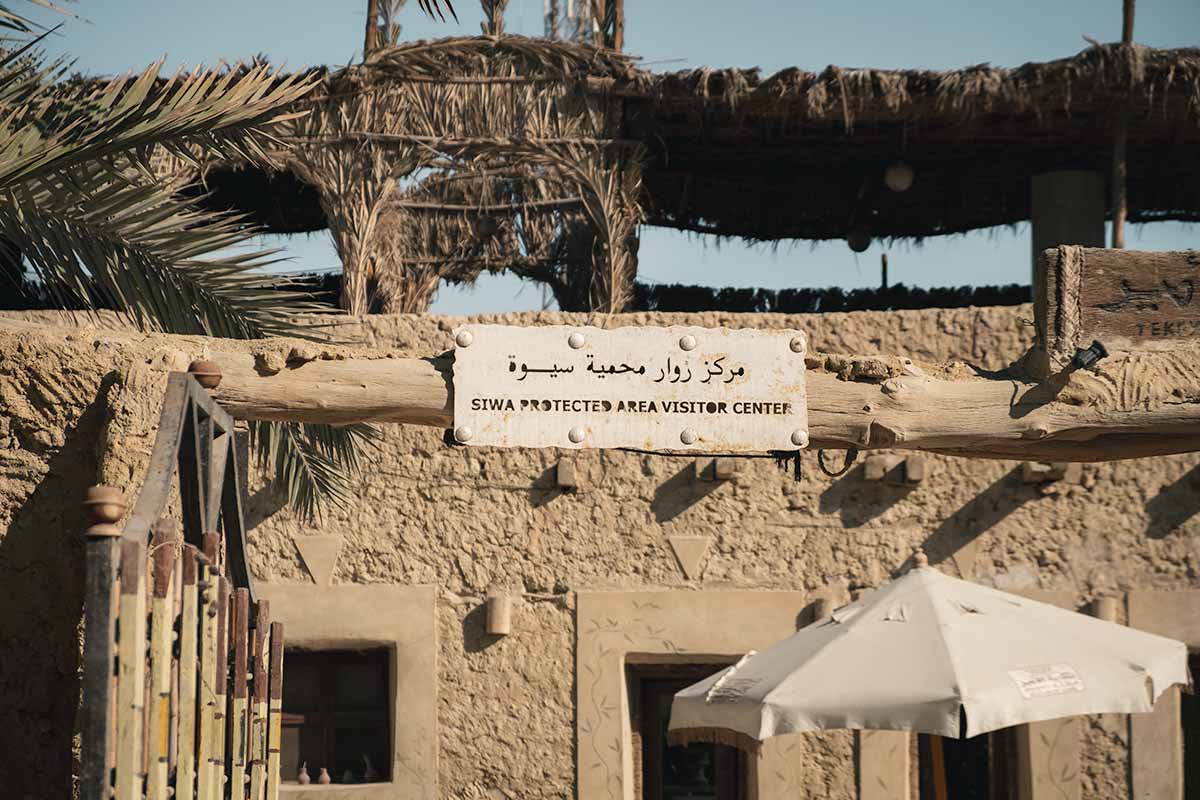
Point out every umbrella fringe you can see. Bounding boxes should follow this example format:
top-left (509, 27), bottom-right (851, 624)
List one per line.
top-left (666, 726), bottom-right (763, 755)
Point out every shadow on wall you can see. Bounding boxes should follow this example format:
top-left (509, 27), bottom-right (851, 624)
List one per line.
top-left (1146, 464), bottom-right (1200, 539)
top-left (244, 483), bottom-right (289, 531)
top-left (0, 385), bottom-right (110, 798)
top-left (920, 468), bottom-right (1039, 568)
top-left (650, 461), bottom-right (725, 523)
top-left (461, 598), bottom-right (504, 654)
top-left (530, 463), bottom-right (572, 510)
top-left (817, 463), bottom-right (915, 527)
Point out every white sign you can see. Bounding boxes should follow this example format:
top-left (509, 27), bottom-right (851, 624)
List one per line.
top-left (451, 325), bottom-right (808, 451)
top-left (1008, 664), bottom-right (1086, 699)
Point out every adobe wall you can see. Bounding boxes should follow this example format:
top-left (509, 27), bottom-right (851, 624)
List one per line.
top-left (1, 307), bottom-right (1197, 799)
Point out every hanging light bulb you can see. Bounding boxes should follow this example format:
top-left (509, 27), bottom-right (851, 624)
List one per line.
top-left (472, 215), bottom-right (498, 239)
top-left (884, 161), bottom-right (915, 193)
top-left (846, 226), bottom-right (871, 253)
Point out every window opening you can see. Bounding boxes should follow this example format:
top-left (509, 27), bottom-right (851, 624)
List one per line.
top-left (280, 648), bottom-right (391, 784)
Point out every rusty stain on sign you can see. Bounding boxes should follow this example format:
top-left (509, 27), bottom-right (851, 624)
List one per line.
top-left (452, 325), bottom-right (809, 451)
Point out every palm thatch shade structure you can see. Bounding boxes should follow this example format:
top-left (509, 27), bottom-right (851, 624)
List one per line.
top-left (623, 43), bottom-right (1200, 241)
top-left (158, 39), bottom-right (1200, 311)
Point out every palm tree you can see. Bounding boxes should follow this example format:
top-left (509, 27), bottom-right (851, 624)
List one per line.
top-left (0, 0), bottom-right (447, 517)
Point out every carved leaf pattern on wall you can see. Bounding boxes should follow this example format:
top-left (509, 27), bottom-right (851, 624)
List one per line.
top-left (582, 601), bottom-right (682, 800)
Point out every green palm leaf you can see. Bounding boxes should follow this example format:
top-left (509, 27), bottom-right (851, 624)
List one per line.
top-left (0, 1), bottom-right (391, 519)
top-left (0, 162), bottom-right (328, 338)
top-left (251, 421), bottom-right (383, 522)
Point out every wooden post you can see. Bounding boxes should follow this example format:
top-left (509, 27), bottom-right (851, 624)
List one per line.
top-left (611, 0), bottom-right (624, 50)
top-left (114, 540), bottom-right (148, 800)
top-left (364, 0), bottom-right (380, 56)
top-left (146, 520), bottom-right (177, 800)
top-left (196, 564), bottom-right (219, 800)
top-left (249, 601), bottom-right (272, 800)
top-left (266, 622), bottom-right (285, 800)
top-left (79, 486), bottom-right (126, 800)
top-left (214, 578), bottom-right (231, 798)
top-left (202, 530), bottom-right (222, 577)
top-left (176, 547), bottom-right (200, 800)
top-left (1111, 0), bottom-right (1136, 249)
top-left (230, 588), bottom-right (251, 798)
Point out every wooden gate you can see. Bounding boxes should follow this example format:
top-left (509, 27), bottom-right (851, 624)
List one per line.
top-left (79, 366), bottom-right (285, 800)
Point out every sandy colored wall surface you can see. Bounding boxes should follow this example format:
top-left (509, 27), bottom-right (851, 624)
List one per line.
top-left (1, 307), bottom-right (1197, 799)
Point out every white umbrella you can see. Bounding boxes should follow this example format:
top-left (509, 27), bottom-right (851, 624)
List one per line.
top-left (669, 553), bottom-right (1189, 748)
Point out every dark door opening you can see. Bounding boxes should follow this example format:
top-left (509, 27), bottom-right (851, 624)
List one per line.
top-left (917, 722), bottom-right (1015, 799)
top-left (1182, 653), bottom-right (1200, 795)
top-left (629, 663), bottom-right (749, 800)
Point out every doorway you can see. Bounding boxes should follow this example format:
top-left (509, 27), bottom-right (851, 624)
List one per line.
top-left (629, 663), bottom-right (749, 800)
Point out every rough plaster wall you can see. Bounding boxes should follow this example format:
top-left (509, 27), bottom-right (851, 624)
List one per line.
top-left (0, 327), bottom-right (111, 798)
top-left (2, 307), bottom-right (1197, 799)
top-left (237, 307), bottom-right (1194, 799)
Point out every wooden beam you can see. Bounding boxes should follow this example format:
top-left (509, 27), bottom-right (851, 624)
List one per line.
top-left (201, 346), bottom-right (1200, 465)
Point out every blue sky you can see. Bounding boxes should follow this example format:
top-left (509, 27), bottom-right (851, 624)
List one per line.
top-left (40, 0), bottom-right (1200, 313)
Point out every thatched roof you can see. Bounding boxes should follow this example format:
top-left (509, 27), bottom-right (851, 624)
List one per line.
top-left (618, 42), bottom-right (1200, 240)
top-left (180, 38), bottom-right (1200, 243)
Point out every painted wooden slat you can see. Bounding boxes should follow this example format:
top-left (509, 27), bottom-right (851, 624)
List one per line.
top-left (266, 621), bottom-right (284, 800)
top-left (114, 540), bottom-right (148, 800)
top-left (195, 564), bottom-right (218, 800)
top-left (249, 601), bottom-right (271, 800)
top-left (213, 578), bottom-right (231, 799)
top-left (230, 587), bottom-right (251, 799)
top-left (168, 545), bottom-right (183, 777)
top-left (146, 522), bottom-right (177, 800)
top-left (176, 546), bottom-right (200, 800)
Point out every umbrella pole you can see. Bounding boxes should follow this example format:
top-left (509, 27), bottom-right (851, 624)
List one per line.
top-left (929, 736), bottom-right (949, 800)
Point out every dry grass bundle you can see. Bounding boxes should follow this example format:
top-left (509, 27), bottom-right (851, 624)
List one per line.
top-left (646, 43), bottom-right (1200, 132)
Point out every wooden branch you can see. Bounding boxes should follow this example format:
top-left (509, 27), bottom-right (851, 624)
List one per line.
top-left (370, 74), bottom-right (572, 85)
top-left (204, 345), bottom-right (1200, 463)
top-left (389, 196), bottom-right (583, 212)
top-left (289, 132), bottom-right (639, 149)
